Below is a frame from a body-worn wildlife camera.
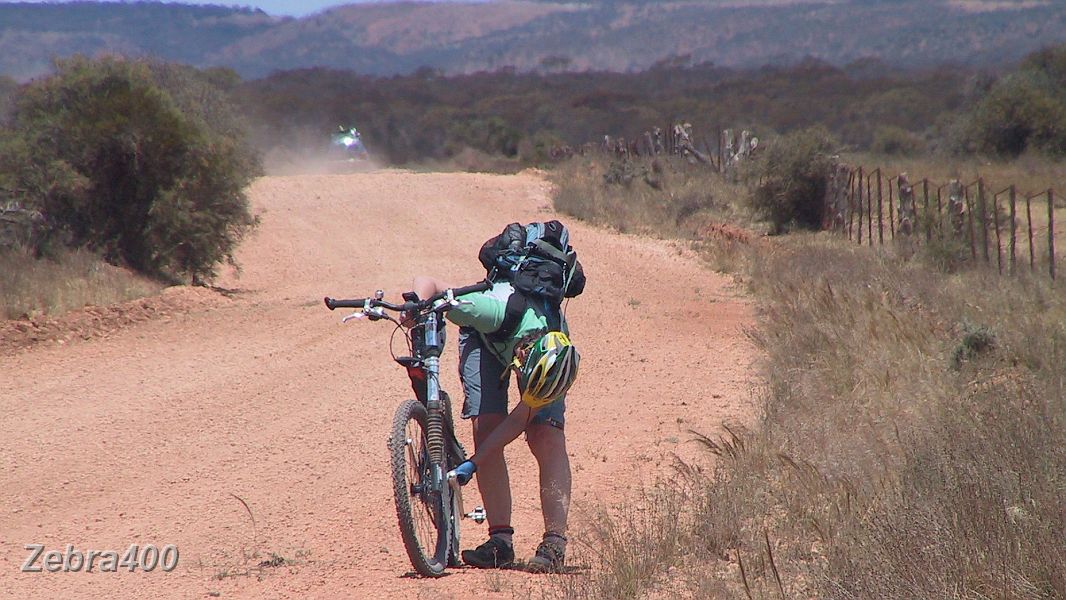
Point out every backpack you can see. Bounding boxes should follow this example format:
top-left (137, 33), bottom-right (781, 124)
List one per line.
top-left (477, 220), bottom-right (586, 345)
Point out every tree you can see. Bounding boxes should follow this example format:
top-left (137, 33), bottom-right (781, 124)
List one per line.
top-left (3, 56), bottom-right (260, 282)
top-left (965, 72), bottom-right (1066, 157)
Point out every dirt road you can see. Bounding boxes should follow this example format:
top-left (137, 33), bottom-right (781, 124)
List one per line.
top-left (0, 171), bottom-right (756, 599)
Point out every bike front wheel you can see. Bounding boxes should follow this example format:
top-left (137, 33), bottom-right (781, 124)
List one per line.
top-left (388, 399), bottom-right (450, 577)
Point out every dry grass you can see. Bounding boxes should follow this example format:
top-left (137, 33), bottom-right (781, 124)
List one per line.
top-left (549, 156), bottom-right (1066, 599)
top-left (741, 236), bottom-right (1066, 598)
top-left (551, 155), bottom-right (750, 239)
top-left (0, 248), bottom-right (162, 320)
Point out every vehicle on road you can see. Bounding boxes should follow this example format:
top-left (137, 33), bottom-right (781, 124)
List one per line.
top-left (330, 126), bottom-right (370, 162)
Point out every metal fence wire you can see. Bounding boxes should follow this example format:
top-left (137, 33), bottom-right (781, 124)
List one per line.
top-left (824, 165), bottom-right (1058, 280)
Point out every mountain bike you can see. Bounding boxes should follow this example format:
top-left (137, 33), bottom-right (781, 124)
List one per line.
top-left (324, 281), bottom-right (490, 577)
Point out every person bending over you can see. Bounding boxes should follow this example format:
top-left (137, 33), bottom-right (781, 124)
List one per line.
top-left (410, 275), bottom-right (579, 573)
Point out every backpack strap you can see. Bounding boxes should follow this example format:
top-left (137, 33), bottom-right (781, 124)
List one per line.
top-left (530, 238), bottom-right (570, 264)
top-left (484, 291), bottom-right (529, 345)
top-left (531, 238), bottom-right (579, 297)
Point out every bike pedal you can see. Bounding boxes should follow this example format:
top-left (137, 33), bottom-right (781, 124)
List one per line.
top-left (465, 506), bottom-right (487, 523)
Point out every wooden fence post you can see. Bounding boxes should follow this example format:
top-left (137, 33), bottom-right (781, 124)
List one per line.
top-left (979, 178), bottom-right (989, 263)
top-left (898, 174), bottom-right (915, 236)
top-left (888, 179), bottom-right (895, 239)
top-left (715, 125), bottom-right (723, 172)
top-left (966, 186), bottom-right (978, 260)
top-left (948, 180), bottom-right (965, 236)
top-left (867, 172), bottom-right (874, 246)
top-left (1049, 189), bottom-right (1056, 281)
top-left (924, 179), bottom-right (931, 242)
top-left (1009, 185), bottom-right (1017, 275)
top-left (1027, 193), bottom-right (1035, 272)
top-left (857, 167), bottom-right (864, 245)
top-left (847, 169), bottom-right (854, 240)
top-left (993, 191), bottom-right (1003, 274)
top-left (936, 185), bottom-right (945, 239)
top-left (877, 169), bottom-right (884, 245)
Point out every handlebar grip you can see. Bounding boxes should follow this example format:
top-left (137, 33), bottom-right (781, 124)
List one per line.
top-left (450, 280), bottom-right (492, 298)
top-left (324, 297), bottom-right (367, 310)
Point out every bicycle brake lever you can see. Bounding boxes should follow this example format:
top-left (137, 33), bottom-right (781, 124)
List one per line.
top-left (342, 311), bottom-right (366, 323)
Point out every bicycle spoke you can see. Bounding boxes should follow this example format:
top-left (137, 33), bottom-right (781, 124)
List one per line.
top-left (403, 419), bottom-right (440, 557)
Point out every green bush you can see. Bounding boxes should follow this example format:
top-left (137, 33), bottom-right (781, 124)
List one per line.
top-left (1, 56), bottom-right (260, 282)
top-left (964, 72), bottom-right (1066, 157)
top-left (748, 127), bottom-right (836, 233)
top-left (951, 322), bottom-right (996, 369)
top-left (870, 125), bottom-right (925, 156)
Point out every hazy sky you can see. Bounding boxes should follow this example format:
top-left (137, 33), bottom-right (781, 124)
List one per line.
top-left (3, 1), bottom-right (354, 16)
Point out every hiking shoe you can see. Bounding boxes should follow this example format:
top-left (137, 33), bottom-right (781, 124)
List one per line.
top-left (461, 537), bottom-right (515, 569)
top-left (526, 538), bottom-right (565, 573)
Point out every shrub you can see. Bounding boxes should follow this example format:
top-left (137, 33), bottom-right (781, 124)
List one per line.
top-left (870, 125), bottom-right (925, 156)
top-left (748, 127), bottom-right (836, 233)
top-left (950, 322), bottom-right (996, 369)
top-left (1, 56), bottom-right (260, 282)
top-left (963, 70), bottom-right (1066, 157)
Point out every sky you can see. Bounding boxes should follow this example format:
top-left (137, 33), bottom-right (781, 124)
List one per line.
top-left (2, 1), bottom-right (355, 17)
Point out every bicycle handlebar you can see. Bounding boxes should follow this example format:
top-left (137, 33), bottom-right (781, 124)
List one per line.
top-left (323, 280), bottom-right (492, 312)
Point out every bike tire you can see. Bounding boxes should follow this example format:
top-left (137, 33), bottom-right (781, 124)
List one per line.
top-left (441, 391), bottom-right (466, 568)
top-left (388, 399), bottom-right (450, 577)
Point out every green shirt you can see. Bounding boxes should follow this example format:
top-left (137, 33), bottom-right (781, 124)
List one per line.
top-left (447, 282), bottom-right (561, 361)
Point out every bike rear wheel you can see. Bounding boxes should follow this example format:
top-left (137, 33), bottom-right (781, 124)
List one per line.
top-left (388, 399), bottom-right (450, 577)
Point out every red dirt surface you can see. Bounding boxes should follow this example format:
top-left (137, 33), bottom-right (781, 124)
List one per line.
top-left (0, 171), bottom-right (757, 599)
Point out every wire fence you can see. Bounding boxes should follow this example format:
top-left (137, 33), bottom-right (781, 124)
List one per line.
top-left (564, 124), bottom-right (755, 172)
top-left (824, 164), bottom-right (1059, 280)
top-left (573, 128), bottom-right (1059, 280)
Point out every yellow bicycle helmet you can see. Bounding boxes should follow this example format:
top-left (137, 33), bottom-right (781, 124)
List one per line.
top-left (517, 331), bottom-right (580, 409)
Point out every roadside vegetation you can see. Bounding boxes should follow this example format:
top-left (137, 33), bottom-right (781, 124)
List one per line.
top-left (0, 56), bottom-right (259, 319)
top-left (6, 43), bottom-right (1066, 321)
top-left (235, 59), bottom-right (966, 169)
top-left (235, 45), bottom-right (1066, 170)
top-left (547, 124), bottom-right (1066, 598)
top-left (0, 249), bottom-right (161, 320)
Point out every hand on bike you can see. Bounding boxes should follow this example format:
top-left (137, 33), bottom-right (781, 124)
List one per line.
top-left (398, 290), bottom-right (422, 328)
top-left (447, 460), bottom-right (478, 486)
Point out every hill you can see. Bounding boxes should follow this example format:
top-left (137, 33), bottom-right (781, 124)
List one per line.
top-left (3, 0), bottom-right (1066, 79)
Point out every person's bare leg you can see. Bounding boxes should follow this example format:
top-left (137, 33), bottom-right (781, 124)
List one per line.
top-left (472, 413), bottom-right (512, 535)
top-left (525, 424), bottom-right (570, 536)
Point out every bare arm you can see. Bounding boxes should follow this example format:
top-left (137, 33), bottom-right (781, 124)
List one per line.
top-left (411, 275), bottom-right (452, 300)
top-left (469, 402), bottom-right (535, 467)
top-left (403, 276), bottom-right (453, 327)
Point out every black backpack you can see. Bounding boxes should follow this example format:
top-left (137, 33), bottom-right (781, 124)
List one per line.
top-left (477, 220), bottom-right (586, 344)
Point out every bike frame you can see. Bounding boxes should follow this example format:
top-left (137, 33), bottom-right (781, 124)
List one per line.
top-left (407, 312), bottom-right (448, 492)
top-left (325, 281), bottom-right (491, 575)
